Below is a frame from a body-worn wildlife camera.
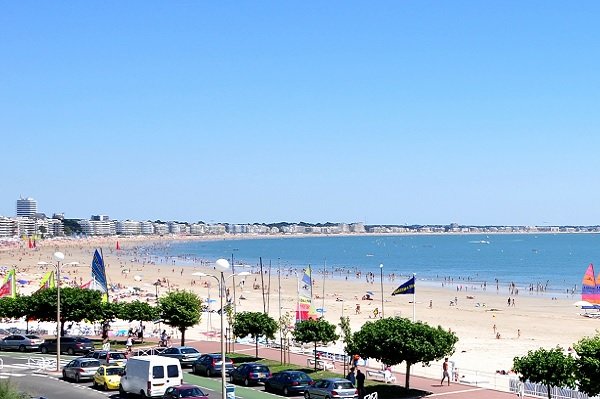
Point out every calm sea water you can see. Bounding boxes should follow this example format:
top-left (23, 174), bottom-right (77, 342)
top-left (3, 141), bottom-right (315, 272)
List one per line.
top-left (157, 234), bottom-right (600, 294)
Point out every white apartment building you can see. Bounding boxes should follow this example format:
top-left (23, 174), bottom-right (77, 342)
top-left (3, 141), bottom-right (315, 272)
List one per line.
top-left (190, 223), bottom-right (207, 235)
top-left (140, 221), bottom-right (154, 235)
top-left (48, 219), bottom-right (64, 236)
top-left (0, 217), bottom-right (16, 237)
top-left (116, 220), bottom-right (142, 235)
top-left (79, 219), bottom-right (117, 235)
top-left (16, 197), bottom-right (37, 217)
top-left (154, 223), bottom-right (169, 235)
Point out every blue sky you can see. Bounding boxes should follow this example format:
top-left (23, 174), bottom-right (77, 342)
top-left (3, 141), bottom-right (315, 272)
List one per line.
top-left (1, 1), bottom-right (599, 226)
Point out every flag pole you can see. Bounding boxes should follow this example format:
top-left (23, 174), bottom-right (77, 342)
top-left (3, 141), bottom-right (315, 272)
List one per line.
top-left (412, 273), bottom-right (416, 322)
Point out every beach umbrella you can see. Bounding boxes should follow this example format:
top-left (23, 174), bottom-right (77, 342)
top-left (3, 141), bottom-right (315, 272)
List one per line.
top-left (316, 308), bottom-right (326, 314)
top-left (366, 291), bottom-right (374, 296)
top-left (134, 275), bottom-right (143, 282)
top-left (17, 279), bottom-right (28, 285)
top-left (191, 272), bottom-right (205, 276)
top-left (574, 300), bottom-right (592, 307)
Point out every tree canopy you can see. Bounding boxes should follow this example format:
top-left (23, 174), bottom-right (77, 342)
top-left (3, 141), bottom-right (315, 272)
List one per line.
top-left (293, 318), bottom-right (339, 370)
top-left (158, 290), bottom-right (202, 346)
top-left (573, 334), bottom-right (600, 397)
top-left (513, 347), bottom-right (576, 399)
top-left (232, 311), bottom-right (278, 358)
top-left (349, 317), bottom-right (457, 389)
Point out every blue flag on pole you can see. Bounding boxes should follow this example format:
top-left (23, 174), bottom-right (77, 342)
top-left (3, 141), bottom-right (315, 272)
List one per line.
top-left (391, 276), bottom-right (415, 295)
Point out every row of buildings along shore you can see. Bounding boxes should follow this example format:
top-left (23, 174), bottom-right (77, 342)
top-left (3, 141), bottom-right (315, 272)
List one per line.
top-left (2, 197), bottom-right (600, 238)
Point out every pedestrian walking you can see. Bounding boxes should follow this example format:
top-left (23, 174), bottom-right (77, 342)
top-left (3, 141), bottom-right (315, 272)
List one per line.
top-left (441, 358), bottom-right (450, 386)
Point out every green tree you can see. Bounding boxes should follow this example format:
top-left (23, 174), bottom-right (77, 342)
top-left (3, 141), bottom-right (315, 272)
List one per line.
top-left (232, 311), bottom-right (278, 358)
top-left (29, 287), bottom-right (104, 336)
top-left (0, 379), bottom-right (30, 399)
top-left (158, 290), bottom-right (202, 346)
top-left (350, 317), bottom-right (457, 389)
top-left (573, 334), bottom-right (600, 397)
top-left (293, 318), bottom-right (339, 370)
top-left (119, 300), bottom-right (158, 342)
top-left (338, 316), bottom-right (353, 373)
top-left (513, 347), bottom-right (576, 399)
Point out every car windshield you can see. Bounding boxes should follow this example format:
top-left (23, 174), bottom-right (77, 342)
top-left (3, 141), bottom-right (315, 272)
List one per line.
top-left (106, 367), bottom-right (124, 376)
top-left (180, 387), bottom-right (204, 397)
top-left (334, 382), bottom-right (354, 389)
top-left (180, 348), bottom-right (199, 354)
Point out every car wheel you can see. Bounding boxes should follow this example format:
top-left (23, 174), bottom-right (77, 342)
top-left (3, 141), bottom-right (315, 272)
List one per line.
top-left (119, 385), bottom-right (128, 398)
top-left (244, 378), bottom-right (250, 387)
top-left (75, 373), bottom-right (81, 383)
top-left (18, 345), bottom-right (26, 352)
top-left (206, 368), bottom-right (211, 377)
top-left (192, 365), bottom-right (198, 374)
top-left (283, 387), bottom-right (289, 396)
top-left (229, 375), bottom-right (234, 384)
top-left (40, 346), bottom-right (48, 354)
top-left (141, 389), bottom-right (149, 398)
top-left (67, 348), bottom-right (74, 355)
top-left (62, 371), bottom-right (68, 381)
top-left (304, 392), bottom-right (311, 399)
top-left (104, 383), bottom-right (109, 391)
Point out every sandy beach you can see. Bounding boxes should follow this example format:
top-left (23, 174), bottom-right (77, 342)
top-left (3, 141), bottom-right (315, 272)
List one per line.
top-left (1, 235), bottom-right (598, 378)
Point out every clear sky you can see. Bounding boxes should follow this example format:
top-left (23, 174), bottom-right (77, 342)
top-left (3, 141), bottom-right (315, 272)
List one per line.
top-left (1, 1), bottom-right (599, 226)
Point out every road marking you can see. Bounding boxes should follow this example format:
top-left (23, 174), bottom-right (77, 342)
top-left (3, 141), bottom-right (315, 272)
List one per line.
top-left (427, 387), bottom-right (486, 396)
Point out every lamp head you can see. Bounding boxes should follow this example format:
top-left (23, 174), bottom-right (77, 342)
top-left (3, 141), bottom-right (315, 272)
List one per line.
top-left (215, 258), bottom-right (230, 272)
top-left (54, 252), bottom-right (65, 261)
top-left (379, 263), bottom-right (384, 268)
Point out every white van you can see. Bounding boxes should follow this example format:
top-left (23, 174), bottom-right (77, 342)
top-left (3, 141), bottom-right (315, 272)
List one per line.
top-left (119, 355), bottom-right (183, 398)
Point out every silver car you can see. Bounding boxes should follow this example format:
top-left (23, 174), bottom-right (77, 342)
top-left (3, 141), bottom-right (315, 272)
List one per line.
top-left (0, 334), bottom-right (44, 352)
top-left (157, 346), bottom-right (201, 367)
top-left (62, 358), bottom-right (101, 382)
top-left (304, 378), bottom-right (358, 399)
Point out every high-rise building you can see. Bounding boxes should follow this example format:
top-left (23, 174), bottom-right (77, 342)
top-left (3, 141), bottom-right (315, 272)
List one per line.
top-left (16, 197), bottom-right (37, 217)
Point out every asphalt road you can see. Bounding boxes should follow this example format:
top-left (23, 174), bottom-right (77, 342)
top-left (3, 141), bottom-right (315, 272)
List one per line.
top-left (0, 352), bottom-right (275, 399)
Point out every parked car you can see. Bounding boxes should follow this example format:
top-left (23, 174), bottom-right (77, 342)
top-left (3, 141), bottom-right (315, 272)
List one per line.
top-left (0, 334), bottom-right (44, 352)
top-left (39, 336), bottom-right (94, 355)
top-left (192, 353), bottom-right (234, 377)
top-left (157, 346), bottom-right (201, 367)
top-left (229, 363), bottom-right (272, 386)
top-left (90, 350), bottom-right (128, 365)
top-left (62, 358), bottom-right (101, 382)
top-left (303, 378), bottom-right (358, 399)
top-left (265, 370), bottom-right (314, 396)
top-left (93, 365), bottom-right (124, 391)
top-left (163, 384), bottom-right (209, 399)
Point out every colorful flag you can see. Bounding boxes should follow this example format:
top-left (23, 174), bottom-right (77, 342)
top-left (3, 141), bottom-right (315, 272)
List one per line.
top-left (36, 270), bottom-right (55, 292)
top-left (296, 266), bottom-right (318, 321)
top-left (0, 269), bottom-right (17, 298)
top-left (91, 249), bottom-right (108, 293)
top-left (391, 276), bottom-right (415, 296)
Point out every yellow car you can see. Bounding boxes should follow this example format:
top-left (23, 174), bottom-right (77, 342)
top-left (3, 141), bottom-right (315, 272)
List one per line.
top-left (92, 365), bottom-right (124, 391)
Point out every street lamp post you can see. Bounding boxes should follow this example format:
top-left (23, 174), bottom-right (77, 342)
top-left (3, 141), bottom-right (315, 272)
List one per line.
top-left (37, 252), bottom-right (79, 371)
top-left (196, 260), bottom-right (250, 399)
top-left (380, 264), bottom-right (384, 318)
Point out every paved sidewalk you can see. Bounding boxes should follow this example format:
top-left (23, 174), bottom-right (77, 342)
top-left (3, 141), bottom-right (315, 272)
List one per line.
top-left (190, 340), bottom-right (518, 399)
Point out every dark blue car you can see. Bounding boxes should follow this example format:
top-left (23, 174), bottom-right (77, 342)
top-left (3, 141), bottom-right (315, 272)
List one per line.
top-left (229, 363), bottom-right (271, 386)
top-left (192, 353), bottom-right (234, 377)
top-left (265, 370), bottom-right (314, 396)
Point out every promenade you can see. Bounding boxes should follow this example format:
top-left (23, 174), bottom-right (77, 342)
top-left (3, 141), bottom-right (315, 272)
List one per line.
top-left (192, 340), bottom-right (518, 399)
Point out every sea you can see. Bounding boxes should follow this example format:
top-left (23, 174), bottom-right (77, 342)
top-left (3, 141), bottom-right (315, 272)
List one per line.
top-left (151, 234), bottom-right (600, 295)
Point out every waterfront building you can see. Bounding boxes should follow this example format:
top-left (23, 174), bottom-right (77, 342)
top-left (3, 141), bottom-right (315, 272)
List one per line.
top-left (16, 197), bottom-right (37, 217)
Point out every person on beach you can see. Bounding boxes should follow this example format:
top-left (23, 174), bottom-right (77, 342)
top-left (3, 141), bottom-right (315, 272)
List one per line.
top-left (126, 335), bottom-right (133, 351)
top-left (441, 358), bottom-right (450, 386)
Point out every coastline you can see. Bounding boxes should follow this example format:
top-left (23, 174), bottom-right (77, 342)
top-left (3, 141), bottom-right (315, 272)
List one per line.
top-left (0, 234), bottom-right (597, 377)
